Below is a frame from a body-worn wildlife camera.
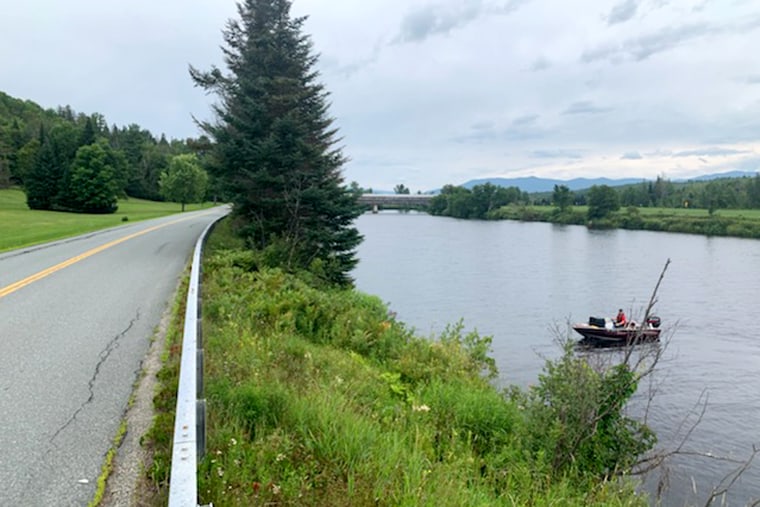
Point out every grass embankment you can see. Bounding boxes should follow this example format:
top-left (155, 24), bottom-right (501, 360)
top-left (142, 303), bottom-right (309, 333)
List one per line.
top-left (490, 204), bottom-right (760, 238)
top-left (0, 188), bottom-right (212, 253)
top-left (144, 219), bottom-right (651, 506)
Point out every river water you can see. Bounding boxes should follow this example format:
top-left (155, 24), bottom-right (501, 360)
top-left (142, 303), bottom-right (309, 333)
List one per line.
top-left (352, 211), bottom-right (760, 506)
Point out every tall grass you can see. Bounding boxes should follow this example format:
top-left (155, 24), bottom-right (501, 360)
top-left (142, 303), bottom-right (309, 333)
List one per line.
top-left (137, 219), bottom-right (652, 506)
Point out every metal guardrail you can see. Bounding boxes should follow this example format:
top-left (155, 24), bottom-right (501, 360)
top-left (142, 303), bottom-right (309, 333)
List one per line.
top-left (168, 215), bottom-right (225, 507)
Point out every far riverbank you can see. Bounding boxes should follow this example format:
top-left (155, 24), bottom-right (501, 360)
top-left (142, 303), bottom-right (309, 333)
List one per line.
top-left (488, 204), bottom-right (760, 239)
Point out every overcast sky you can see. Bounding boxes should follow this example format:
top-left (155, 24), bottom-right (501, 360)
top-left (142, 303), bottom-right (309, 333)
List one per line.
top-left (2, 0), bottom-right (759, 191)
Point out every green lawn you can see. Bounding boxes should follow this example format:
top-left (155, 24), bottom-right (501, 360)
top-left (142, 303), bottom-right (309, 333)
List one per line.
top-left (635, 206), bottom-right (760, 219)
top-left (524, 204), bottom-right (760, 220)
top-left (0, 188), bottom-right (213, 253)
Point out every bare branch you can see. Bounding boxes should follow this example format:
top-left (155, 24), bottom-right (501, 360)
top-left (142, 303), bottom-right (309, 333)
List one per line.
top-left (703, 444), bottom-right (759, 507)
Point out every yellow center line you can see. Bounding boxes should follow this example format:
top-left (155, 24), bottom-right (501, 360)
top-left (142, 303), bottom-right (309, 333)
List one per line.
top-left (0, 213), bottom-right (205, 300)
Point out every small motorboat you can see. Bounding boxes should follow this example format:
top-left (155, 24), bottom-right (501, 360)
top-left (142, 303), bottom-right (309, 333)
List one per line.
top-left (573, 316), bottom-right (661, 346)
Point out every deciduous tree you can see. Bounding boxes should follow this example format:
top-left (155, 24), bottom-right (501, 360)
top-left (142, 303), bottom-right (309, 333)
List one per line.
top-left (63, 143), bottom-right (120, 213)
top-left (159, 154), bottom-right (208, 211)
top-left (587, 184), bottom-right (620, 220)
top-left (552, 184), bottom-right (573, 212)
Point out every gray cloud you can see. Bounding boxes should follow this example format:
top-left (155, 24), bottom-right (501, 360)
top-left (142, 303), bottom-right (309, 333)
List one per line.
top-left (512, 113), bottom-right (540, 126)
top-left (532, 149), bottom-right (583, 159)
top-left (583, 16), bottom-right (760, 64)
top-left (529, 56), bottom-right (551, 71)
top-left (622, 151), bottom-right (643, 159)
top-left (394, 0), bottom-right (528, 44)
top-left (582, 23), bottom-right (713, 63)
top-left (562, 101), bottom-right (613, 115)
top-left (745, 74), bottom-right (760, 84)
top-left (453, 117), bottom-right (547, 144)
top-left (692, 0), bottom-right (709, 13)
top-left (322, 40), bottom-right (384, 78)
top-left (607, 0), bottom-right (639, 25)
top-left (673, 147), bottom-right (751, 157)
top-left (501, 125), bottom-right (548, 141)
top-left (471, 120), bottom-right (496, 131)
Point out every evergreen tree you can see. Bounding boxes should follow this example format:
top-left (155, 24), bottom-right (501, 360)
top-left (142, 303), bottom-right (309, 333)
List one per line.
top-left (79, 117), bottom-right (97, 146)
top-left (25, 127), bottom-right (62, 210)
top-left (190, 0), bottom-right (361, 285)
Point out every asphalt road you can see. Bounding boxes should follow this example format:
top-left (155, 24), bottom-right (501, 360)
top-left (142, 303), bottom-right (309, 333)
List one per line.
top-left (0, 207), bottom-right (228, 506)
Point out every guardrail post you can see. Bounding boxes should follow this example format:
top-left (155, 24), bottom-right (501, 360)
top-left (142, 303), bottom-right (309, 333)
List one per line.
top-left (196, 399), bottom-right (207, 459)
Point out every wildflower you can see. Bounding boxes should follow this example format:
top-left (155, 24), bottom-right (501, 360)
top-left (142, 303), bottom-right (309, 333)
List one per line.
top-left (230, 437), bottom-right (237, 446)
top-left (276, 453), bottom-right (286, 462)
top-left (217, 467), bottom-right (224, 477)
top-left (412, 404), bottom-right (430, 412)
top-left (272, 483), bottom-right (281, 495)
top-left (335, 375), bottom-right (344, 385)
top-left (304, 352), bottom-right (312, 360)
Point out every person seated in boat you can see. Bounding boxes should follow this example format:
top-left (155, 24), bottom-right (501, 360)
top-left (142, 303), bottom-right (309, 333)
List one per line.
top-left (615, 309), bottom-right (627, 328)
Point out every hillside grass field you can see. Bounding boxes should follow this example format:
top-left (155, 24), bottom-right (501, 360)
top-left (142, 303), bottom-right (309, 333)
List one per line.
top-left (0, 188), bottom-right (213, 253)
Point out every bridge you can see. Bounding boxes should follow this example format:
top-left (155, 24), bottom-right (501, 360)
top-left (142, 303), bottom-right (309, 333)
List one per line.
top-left (357, 193), bottom-right (434, 212)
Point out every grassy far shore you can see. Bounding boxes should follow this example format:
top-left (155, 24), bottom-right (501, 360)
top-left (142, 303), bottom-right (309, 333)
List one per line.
top-left (490, 204), bottom-right (760, 238)
top-left (142, 218), bottom-right (653, 506)
top-left (0, 188), bottom-right (214, 253)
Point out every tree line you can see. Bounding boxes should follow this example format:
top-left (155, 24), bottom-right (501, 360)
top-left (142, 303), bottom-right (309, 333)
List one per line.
top-left (545, 175), bottom-right (760, 213)
top-left (430, 173), bottom-right (760, 222)
top-left (428, 183), bottom-right (531, 219)
top-left (0, 92), bottom-right (210, 213)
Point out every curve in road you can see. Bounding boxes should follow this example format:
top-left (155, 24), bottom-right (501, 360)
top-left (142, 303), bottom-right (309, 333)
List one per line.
top-left (0, 206), bottom-right (228, 506)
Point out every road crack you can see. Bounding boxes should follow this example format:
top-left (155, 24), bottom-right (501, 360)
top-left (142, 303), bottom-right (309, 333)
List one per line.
top-left (49, 310), bottom-right (141, 443)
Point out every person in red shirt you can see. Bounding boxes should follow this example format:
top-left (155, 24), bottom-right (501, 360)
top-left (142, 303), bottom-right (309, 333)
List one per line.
top-left (615, 309), bottom-right (627, 327)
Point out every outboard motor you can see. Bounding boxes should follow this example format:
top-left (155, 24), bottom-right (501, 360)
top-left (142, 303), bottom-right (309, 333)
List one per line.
top-left (646, 316), bottom-right (661, 328)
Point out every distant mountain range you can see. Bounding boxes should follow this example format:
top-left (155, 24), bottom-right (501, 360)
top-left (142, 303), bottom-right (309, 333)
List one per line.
top-left (456, 170), bottom-right (758, 194)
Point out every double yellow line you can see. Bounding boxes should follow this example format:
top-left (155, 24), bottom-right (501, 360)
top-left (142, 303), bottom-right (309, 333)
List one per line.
top-left (0, 214), bottom-right (201, 300)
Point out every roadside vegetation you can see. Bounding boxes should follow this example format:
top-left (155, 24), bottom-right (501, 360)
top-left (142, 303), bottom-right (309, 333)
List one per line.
top-left (144, 219), bottom-right (654, 506)
top-left (0, 187), bottom-right (211, 252)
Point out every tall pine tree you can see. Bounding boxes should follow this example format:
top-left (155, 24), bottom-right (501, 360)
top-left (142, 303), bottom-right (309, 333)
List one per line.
top-left (190, 0), bottom-right (361, 285)
top-left (25, 127), bottom-right (62, 210)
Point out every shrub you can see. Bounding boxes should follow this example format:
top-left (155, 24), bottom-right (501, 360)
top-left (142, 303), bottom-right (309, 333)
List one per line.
top-left (516, 342), bottom-right (656, 479)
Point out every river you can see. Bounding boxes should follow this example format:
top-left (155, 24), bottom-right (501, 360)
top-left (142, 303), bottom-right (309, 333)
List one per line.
top-left (352, 211), bottom-right (760, 506)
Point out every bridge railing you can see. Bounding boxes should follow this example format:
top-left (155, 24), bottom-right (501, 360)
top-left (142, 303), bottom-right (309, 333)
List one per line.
top-left (168, 213), bottom-right (226, 507)
top-left (357, 194), bottom-right (434, 210)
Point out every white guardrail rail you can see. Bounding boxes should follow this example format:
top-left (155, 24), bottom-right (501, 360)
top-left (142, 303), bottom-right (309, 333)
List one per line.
top-left (168, 214), bottom-right (226, 507)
